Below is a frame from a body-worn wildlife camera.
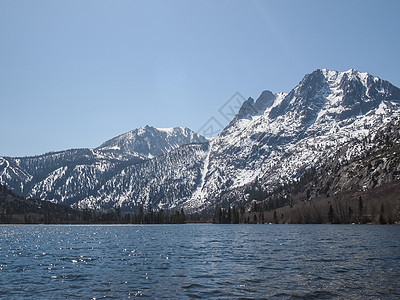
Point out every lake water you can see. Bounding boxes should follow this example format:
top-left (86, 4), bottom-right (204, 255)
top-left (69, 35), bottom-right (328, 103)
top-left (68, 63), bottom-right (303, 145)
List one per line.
top-left (0, 224), bottom-right (399, 299)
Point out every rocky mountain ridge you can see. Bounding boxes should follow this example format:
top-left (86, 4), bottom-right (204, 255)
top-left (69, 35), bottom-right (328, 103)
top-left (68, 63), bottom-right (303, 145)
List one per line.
top-left (97, 126), bottom-right (207, 160)
top-left (183, 69), bottom-right (400, 212)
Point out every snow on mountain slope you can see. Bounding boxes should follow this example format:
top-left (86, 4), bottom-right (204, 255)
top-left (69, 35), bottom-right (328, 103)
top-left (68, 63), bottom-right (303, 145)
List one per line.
top-left (76, 143), bottom-right (209, 211)
top-left (184, 69), bottom-right (400, 212)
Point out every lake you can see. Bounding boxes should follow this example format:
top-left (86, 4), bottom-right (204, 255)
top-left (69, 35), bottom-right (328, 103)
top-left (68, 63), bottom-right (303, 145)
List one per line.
top-left (0, 224), bottom-right (399, 299)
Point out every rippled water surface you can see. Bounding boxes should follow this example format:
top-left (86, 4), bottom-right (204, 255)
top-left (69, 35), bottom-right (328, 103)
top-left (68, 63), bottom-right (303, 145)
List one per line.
top-left (0, 224), bottom-right (399, 299)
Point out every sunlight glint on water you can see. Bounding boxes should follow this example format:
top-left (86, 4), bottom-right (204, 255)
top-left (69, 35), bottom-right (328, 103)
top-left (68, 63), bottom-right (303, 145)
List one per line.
top-left (0, 224), bottom-right (399, 299)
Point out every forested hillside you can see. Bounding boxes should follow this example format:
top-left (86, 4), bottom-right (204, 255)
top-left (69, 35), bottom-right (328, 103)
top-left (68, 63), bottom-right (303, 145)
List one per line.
top-left (0, 184), bottom-right (81, 223)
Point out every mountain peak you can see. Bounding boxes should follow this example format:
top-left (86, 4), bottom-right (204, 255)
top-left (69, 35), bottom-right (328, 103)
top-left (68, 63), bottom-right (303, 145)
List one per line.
top-left (235, 90), bottom-right (277, 121)
top-left (268, 68), bottom-right (400, 121)
top-left (318, 68), bottom-right (371, 84)
top-left (254, 90), bottom-right (276, 112)
top-left (97, 126), bottom-right (207, 159)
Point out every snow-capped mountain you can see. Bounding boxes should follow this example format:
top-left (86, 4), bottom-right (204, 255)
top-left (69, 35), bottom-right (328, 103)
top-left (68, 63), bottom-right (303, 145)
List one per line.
top-left (97, 126), bottom-right (207, 160)
top-left (0, 126), bottom-right (207, 205)
top-left (184, 69), bottom-right (400, 211)
top-left (1, 69), bottom-right (399, 213)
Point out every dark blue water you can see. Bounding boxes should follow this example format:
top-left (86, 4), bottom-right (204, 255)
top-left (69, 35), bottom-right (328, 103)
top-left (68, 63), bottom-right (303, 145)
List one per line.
top-left (0, 224), bottom-right (399, 299)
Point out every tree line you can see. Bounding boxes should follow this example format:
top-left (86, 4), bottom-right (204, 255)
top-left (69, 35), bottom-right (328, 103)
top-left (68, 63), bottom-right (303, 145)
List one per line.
top-left (80, 205), bottom-right (186, 224)
top-left (212, 190), bottom-right (400, 225)
top-left (1, 184), bottom-right (189, 224)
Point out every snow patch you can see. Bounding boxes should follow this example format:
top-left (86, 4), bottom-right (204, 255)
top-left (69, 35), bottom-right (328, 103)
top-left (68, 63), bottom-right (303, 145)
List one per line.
top-left (156, 127), bottom-right (176, 134)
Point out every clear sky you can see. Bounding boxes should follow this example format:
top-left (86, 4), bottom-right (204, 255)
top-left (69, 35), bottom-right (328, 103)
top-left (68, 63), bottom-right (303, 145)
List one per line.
top-left (1, 0), bottom-right (399, 157)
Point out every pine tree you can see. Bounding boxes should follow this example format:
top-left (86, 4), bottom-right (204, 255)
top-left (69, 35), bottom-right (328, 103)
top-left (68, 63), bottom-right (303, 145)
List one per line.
top-left (328, 205), bottom-right (335, 223)
top-left (358, 196), bottom-right (364, 223)
top-left (180, 208), bottom-right (185, 224)
top-left (138, 205), bottom-right (144, 224)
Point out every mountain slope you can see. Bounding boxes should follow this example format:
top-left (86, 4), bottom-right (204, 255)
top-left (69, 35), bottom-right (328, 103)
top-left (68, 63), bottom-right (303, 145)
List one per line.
top-left (243, 120), bottom-right (400, 224)
top-left (77, 143), bottom-right (209, 211)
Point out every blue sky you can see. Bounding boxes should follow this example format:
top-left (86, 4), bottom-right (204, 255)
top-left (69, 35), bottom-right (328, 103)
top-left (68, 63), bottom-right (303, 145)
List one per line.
top-left (1, 0), bottom-right (399, 157)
